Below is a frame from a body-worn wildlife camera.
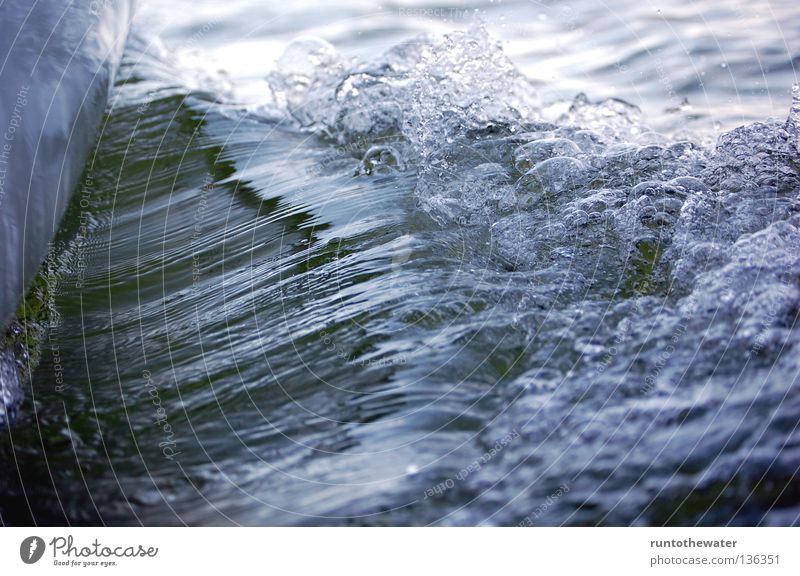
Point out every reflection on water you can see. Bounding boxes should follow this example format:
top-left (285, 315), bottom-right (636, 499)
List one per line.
top-left (1, 0), bottom-right (799, 526)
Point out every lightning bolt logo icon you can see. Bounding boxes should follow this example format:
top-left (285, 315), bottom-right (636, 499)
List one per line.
top-left (20, 536), bottom-right (45, 564)
top-left (29, 538), bottom-right (39, 559)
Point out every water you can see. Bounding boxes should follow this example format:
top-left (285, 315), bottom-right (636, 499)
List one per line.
top-left (1, 0), bottom-right (799, 526)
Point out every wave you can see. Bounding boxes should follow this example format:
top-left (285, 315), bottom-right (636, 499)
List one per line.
top-left (248, 26), bottom-right (800, 524)
top-left (260, 25), bottom-right (800, 297)
top-left (4, 21), bottom-right (799, 525)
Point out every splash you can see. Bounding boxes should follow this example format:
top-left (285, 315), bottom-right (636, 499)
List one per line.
top-left (262, 24), bottom-right (800, 338)
top-left (264, 26), bottom-right (800, 524)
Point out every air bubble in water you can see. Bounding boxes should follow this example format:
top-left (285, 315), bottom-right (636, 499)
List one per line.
top-left (276, 36), bottom-right (338, 78)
